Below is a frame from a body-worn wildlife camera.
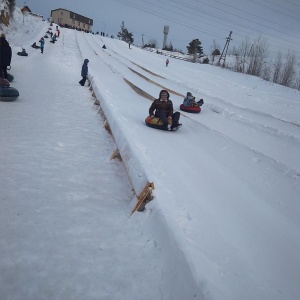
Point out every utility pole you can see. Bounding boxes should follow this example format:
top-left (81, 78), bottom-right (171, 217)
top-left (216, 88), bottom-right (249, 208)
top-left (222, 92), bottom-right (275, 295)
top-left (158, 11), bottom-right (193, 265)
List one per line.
top-left (218, 31), bottom-right (233, 67)
top-left (22, 0), bottom-right (29, 23)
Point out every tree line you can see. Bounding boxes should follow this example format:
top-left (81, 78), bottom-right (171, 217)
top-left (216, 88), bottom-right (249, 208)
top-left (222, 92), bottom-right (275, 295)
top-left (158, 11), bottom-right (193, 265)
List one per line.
top-left (215, 36), bottom-right (300, 91)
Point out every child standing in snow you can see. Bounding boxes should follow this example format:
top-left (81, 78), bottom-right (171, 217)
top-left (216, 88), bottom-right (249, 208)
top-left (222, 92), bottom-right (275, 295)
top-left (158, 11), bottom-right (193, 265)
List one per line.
top-left (166, 58), bottom-right (169, 67)
top-left (39, 37), bottom-right (45, 53)
top-left (79, 59), bottom-right (89, 86)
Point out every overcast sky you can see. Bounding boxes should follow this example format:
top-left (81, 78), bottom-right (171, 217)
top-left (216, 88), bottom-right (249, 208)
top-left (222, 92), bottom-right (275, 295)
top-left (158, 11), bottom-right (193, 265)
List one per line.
top-left (16, 0), bottom-right (300, 56)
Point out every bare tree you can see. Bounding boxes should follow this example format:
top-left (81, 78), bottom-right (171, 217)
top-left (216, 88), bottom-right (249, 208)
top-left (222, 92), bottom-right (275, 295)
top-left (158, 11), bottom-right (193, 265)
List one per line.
top-left (280, 51), bottom-right (296, 87)
top-left (210, 39), bottom-right (221, 63)
top-left (147, 39), bottom-right (158, 48)
top-left (246, 36), bottom-right (269, 77)
top-left (233, 54), bottom-right (241, 72)
top-left (272, 52), bottom-right (282, 84)
top-left (262, 61), bottom-right (272, 81)
top-left (210, 39), bottom-right (220, 54)
top-left (236, 37), bottom-right (252, 73)
top-left (294, 71), bottom-right (300, 91)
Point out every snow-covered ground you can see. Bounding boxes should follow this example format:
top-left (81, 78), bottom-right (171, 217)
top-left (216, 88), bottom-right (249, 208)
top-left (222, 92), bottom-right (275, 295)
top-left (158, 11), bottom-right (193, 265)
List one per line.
top-left (1, 8), bottom-right (300, 300)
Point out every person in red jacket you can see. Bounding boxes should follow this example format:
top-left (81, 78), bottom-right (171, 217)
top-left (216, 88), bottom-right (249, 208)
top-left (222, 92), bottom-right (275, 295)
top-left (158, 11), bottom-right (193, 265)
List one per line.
top-left (0, 33), bottom-right (12, 79)
top-left (149, 90), bottom-right (181, 130)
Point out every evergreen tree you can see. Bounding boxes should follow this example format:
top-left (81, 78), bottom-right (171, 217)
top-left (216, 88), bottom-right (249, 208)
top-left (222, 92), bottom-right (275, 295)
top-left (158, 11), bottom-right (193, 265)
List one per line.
top-left (117, 21), bottom-right (134, 44)
top-left (187, 39), bottom-right (203, 62)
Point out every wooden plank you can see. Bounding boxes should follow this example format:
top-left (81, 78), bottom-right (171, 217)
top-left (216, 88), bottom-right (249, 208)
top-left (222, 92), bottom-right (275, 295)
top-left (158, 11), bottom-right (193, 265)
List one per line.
top-left (131, 182), bottom-right (154, 215)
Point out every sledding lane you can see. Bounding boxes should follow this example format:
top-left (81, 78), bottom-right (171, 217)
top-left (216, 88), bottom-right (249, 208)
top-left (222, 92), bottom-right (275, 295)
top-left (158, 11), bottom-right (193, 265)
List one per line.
top-left (75, 30), bottom-right (300, 236)
top-left (82, 33), bottom-right (300, 173)
top-left (100, 34), bottom-right (300, 130)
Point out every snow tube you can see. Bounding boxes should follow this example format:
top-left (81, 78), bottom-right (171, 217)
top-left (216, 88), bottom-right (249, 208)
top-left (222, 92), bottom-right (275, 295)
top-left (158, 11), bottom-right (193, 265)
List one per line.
top-left (179, 104), bottom-right (201, 113)
top-left (145, 116), bottom-right (167, 130)
top-left (145, 116), bottom-right (181, 131)
top-left (17, 51), bottom-right (28, 56)
top-left (0, 79), bottom-right (19, 101)
top-left (7, 73), bottom-right (14, 82)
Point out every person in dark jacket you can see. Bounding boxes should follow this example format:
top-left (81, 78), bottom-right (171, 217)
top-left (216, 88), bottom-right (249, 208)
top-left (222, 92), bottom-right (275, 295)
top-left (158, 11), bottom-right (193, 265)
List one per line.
top-left (183, 92), bottom-right (204, 107)
top-left (0, 33), bottom-right (12, 79)
top-left (149, 89), bottom-right (181, 130)
top-left (39, 37), bottom-right (45, 53)
top-left (79, 59), bottom-right (89, 86)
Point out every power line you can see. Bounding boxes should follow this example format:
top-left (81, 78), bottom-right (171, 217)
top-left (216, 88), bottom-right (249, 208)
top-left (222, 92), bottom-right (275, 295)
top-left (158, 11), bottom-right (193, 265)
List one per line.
top-left (164, 0), bottom-right (300, 53)
top-left (192, 0), bottom-right (300, 39)
top-left (259, 0), bottom-right (300, 16)
top-left (207, 0), bottom-right (300, 32)
top-left (111, 0), bottom-right (300, 56)
top-left (247, 0), bottom-right (300, 21)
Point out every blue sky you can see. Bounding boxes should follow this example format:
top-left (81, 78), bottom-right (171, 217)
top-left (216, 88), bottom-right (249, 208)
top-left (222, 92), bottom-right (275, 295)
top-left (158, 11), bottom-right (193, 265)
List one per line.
top-left (15, 0), bottom-right (300, 56)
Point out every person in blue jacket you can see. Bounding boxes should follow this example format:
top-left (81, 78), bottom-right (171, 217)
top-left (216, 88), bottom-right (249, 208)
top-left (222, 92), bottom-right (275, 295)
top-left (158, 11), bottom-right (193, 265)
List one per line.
top-left (183, 92), bottom-right (204, 107)
top-left (79, 59), bottom-right (89, 86)
top-left (39, 37), bottom-right (45, 53)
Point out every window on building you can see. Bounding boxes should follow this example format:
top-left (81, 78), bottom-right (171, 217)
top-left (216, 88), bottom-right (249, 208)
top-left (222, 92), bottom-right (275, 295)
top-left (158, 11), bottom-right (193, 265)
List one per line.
top-left (72, 19), bottom-right (75, 24)
top-left (78, 22), bottom-right (80, 26)
top-left (61, 11), bottom-right (63, 15)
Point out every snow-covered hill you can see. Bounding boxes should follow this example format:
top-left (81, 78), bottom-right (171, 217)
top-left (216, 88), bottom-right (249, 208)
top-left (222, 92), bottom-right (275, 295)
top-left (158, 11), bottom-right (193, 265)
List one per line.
top-left (1, 7), bottom-right (300, 300)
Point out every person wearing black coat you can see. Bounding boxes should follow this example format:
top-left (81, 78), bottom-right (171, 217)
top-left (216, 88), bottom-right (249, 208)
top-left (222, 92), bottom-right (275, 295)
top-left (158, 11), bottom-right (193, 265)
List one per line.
top-left (79, 59), bottom-right (89, 86)
top-left (0, 33), bottom-right (12, 79)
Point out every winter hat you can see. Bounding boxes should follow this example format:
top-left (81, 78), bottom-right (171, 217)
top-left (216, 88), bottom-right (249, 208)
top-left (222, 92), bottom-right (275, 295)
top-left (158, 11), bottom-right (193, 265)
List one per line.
top-left (187, 92), bottom-right (194, 99)
top-left (1, 33), bottom-right (5, 37)
top-left (84, 58), bottom-right (89, 63)
top-left (159, 89), bottom-right (170, 99)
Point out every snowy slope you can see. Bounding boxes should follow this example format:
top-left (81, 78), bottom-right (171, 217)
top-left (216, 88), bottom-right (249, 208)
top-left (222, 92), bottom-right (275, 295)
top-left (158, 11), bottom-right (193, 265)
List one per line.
top-left (1, 10), bottom-right (300, 300)
top-left (75, 31), bottom-right (300, 300)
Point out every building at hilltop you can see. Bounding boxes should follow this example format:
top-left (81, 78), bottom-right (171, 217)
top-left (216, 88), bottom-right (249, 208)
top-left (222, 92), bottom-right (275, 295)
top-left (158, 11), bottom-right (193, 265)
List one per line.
top-left (21, 6), bottom-right (43, 19)
top-left (51, 9), bottom-right (93, 32)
